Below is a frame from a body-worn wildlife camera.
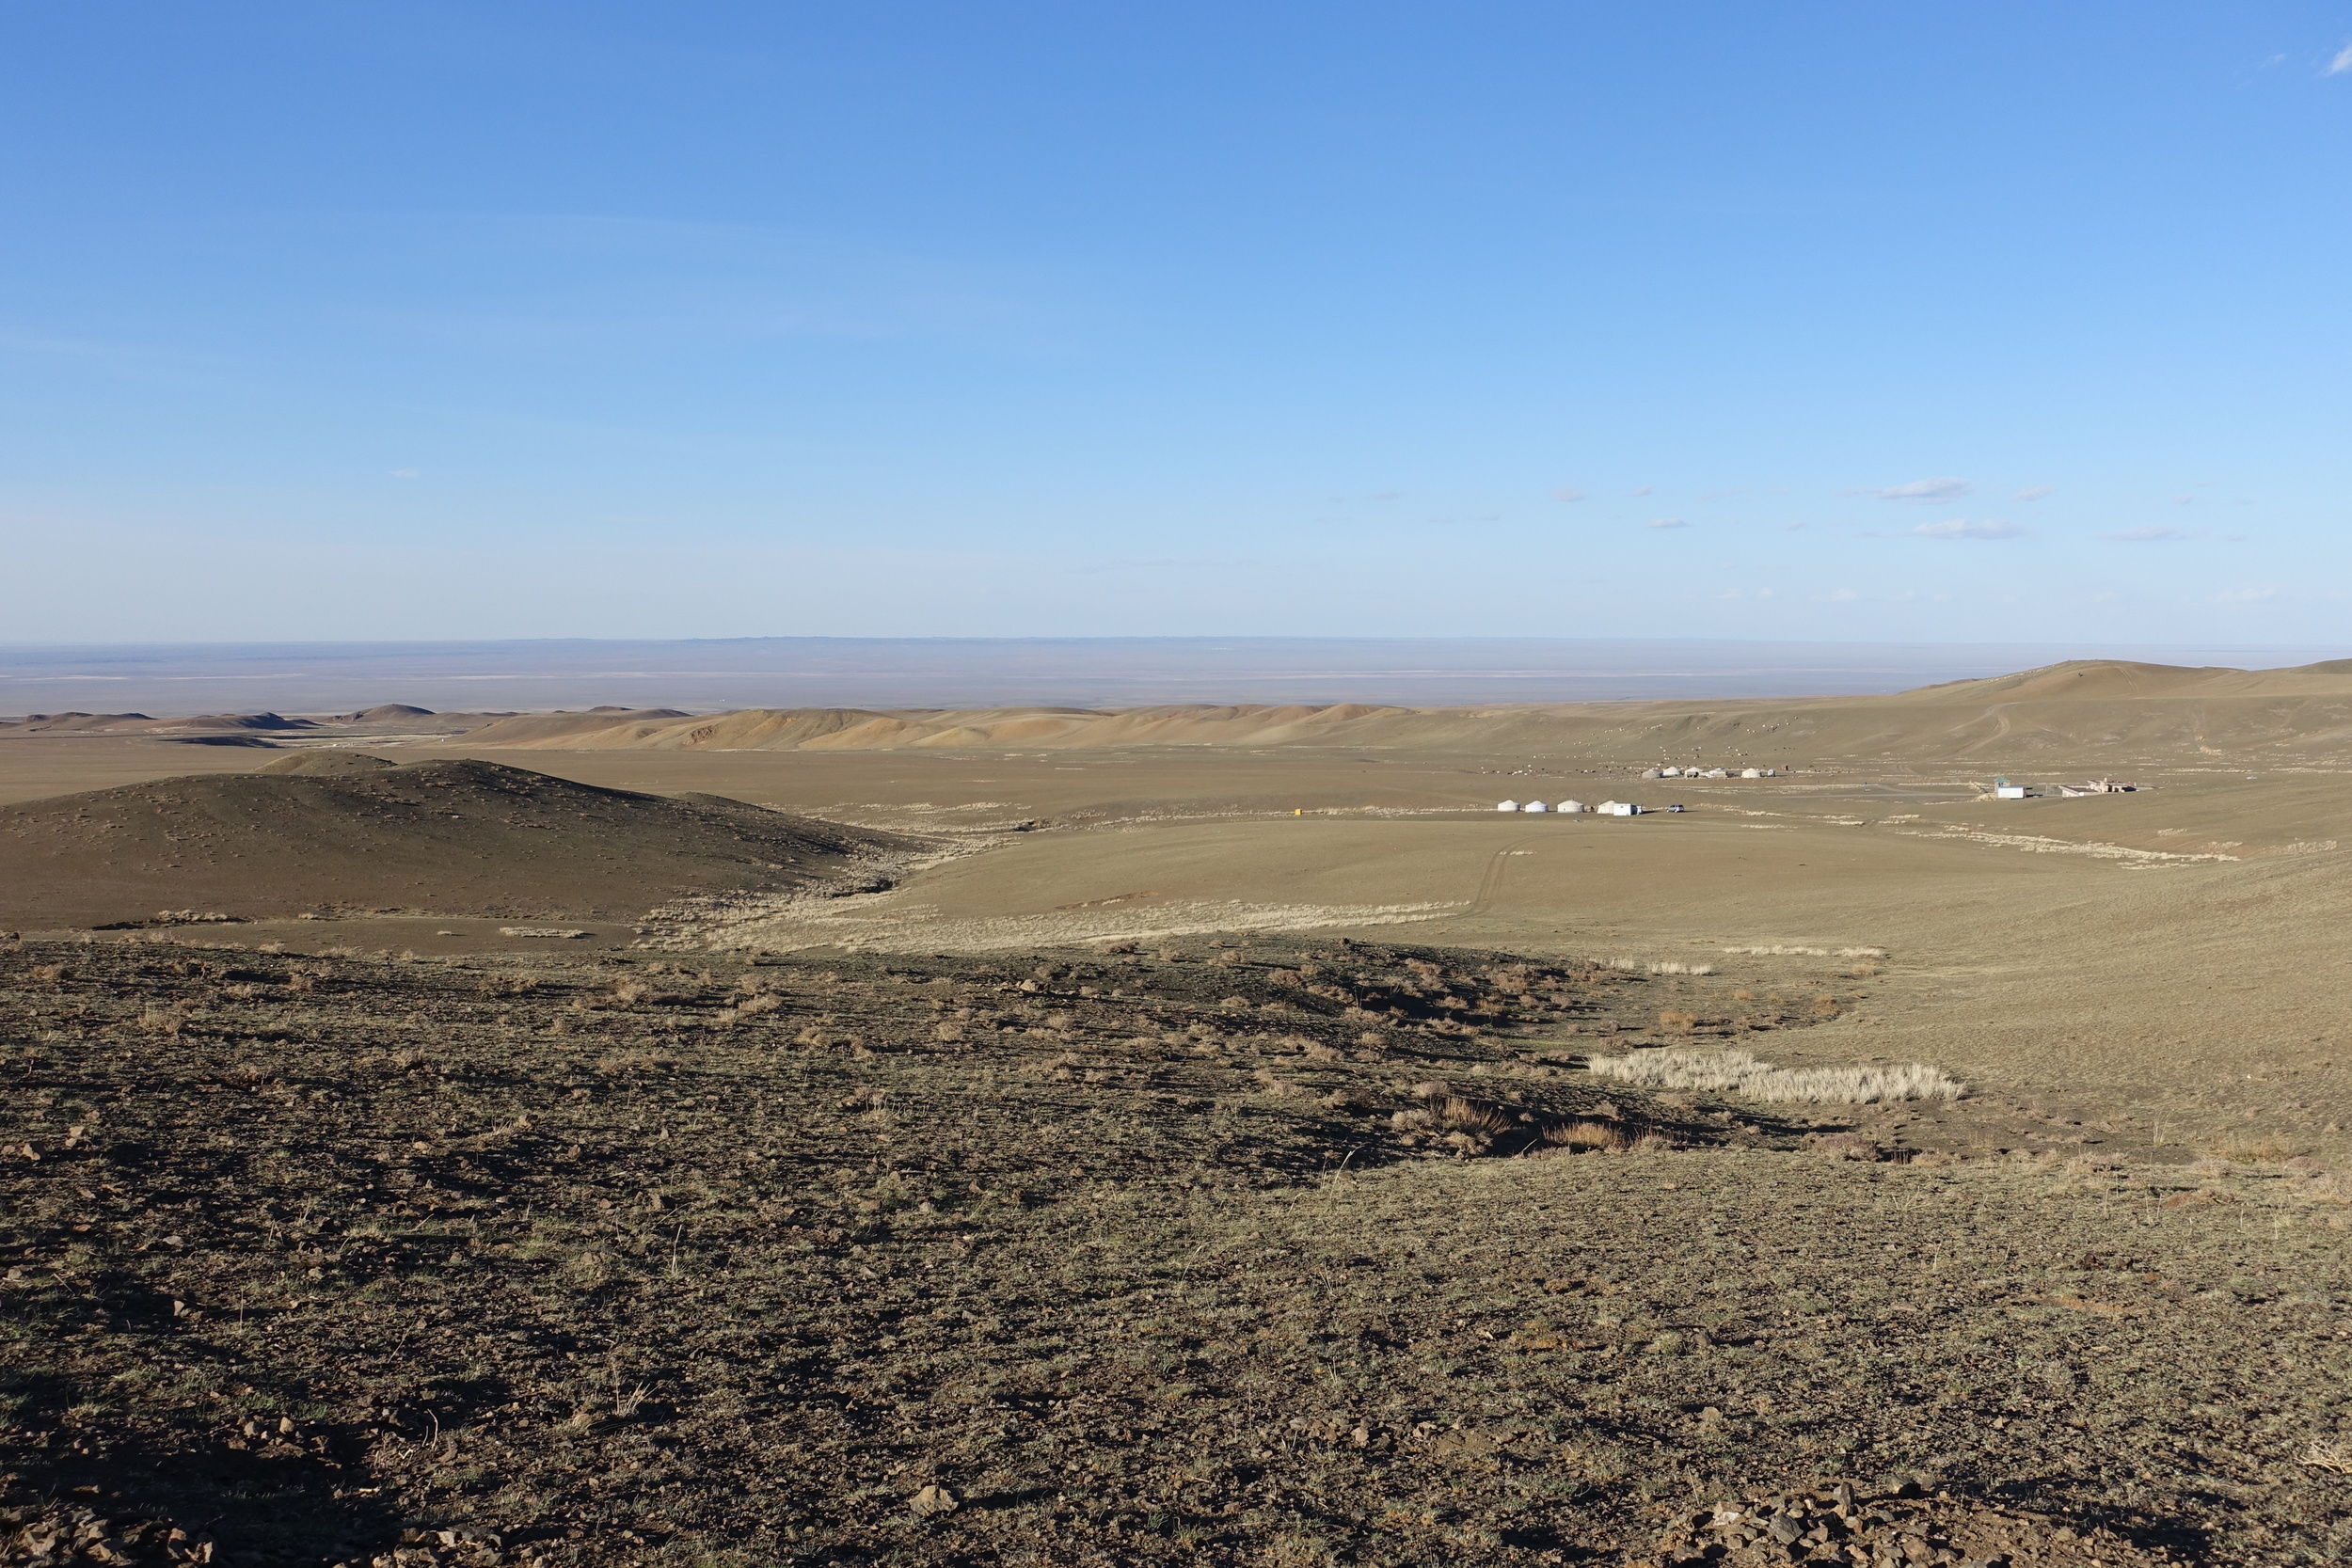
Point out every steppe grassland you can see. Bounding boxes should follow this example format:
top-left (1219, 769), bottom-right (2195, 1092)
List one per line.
top-left (555, 758), bottom-right (2352, 1161)
top-left (8, 710), bottom-right (2352, 1562)
top-left (8, 733), bottom-right (2342, 1151)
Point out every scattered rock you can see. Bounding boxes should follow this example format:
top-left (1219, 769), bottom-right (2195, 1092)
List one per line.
top-left (1637, 1481), bottom-right (2180, 1568)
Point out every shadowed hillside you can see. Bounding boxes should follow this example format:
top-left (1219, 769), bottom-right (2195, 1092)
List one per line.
top-left (0, 759), bottom-right (906, 929)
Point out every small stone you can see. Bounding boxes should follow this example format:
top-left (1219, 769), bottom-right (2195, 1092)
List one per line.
top-left (911, 1483), bottom-right (958, 1516)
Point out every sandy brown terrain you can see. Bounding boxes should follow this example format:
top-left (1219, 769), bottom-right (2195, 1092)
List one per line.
top-left (442, 658), bottom-right (2352, 764)
top-left (4, 658), bottom-right (2351, 1565)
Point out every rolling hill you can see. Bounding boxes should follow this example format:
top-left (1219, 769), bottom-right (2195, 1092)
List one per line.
top-left (450, 659), bottom-right (2352, 765)
top-left (0, 759), bottom-right (906, 929)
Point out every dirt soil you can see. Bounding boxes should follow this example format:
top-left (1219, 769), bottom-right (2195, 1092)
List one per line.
top-left (5, 936), bottom-right (2347, 1567)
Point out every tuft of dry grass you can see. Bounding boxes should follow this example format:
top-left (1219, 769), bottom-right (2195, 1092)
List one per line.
top-left (595, 1051), bottom-right (676, 1076)
top-left (2303, 1437), bottom-right (2352, 1475)
top-left (1584, 1048), bottom-right (1963, 1104)
top-left (1658, 1008), bottom-right (1699, 1033)
top-left (1541, 1118), bottom-right (1635, 1152)
top-left (2203, 1132), bottom-right (2301, 1164)
top-left (1805, 1132), bottom-right (1885, 1162)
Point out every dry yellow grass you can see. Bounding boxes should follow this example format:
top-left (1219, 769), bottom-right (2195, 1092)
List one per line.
top-left (1584, 1048), bottom-right (1964, 1104)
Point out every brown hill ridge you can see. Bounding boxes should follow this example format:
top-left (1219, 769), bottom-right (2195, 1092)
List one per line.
top-left (252, 751), bottom-right (399, 776)
top-left (452, 659), bottom-right (2352, 763)
top-left (0, 759), bottom-right (905, 930)
top-left (0, 711), bottom-right (320, 736)
top-left (0, 705), bottom-right (550, 738)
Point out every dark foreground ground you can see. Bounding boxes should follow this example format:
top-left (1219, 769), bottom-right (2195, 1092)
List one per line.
top-left (2, 938), bottom-right (2348, 1567)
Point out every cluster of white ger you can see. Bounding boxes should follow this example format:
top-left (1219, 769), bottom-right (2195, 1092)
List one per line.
top-left (1494, 799), bottom-right (1642, 816)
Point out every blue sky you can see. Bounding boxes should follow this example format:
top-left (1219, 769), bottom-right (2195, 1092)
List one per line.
top-left (3, 3), bottom-right (2348, 646)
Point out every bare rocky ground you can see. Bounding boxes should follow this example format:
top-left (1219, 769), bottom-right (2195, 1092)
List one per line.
top-left (3, 937), bottom-right (2349, 1567)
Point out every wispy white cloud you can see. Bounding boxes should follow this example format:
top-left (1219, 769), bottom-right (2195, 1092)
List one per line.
top-left (1909, 517), bottom-right (2020, 540)
top-left (1818, 588), bottom-right (1860, 602)
top-left (2215, 585), bottom-right (2277, 603)
top-left (2328, 42), bottom-right (2352, 74)
top-left (1629, 485), bottom-right (1654, 497)
top-left (1872, 477), bottom-right (1972, 503)
top-left (1550, 486), bottom-right (1585, 502)
top-left (2106, 526), bottom-right (2185, 542)
top-left (1644, 516), bottom-right (1689, 530)
top-left (389, 468), bottom-right (421, 479)
top-left (2011, 484), bottom-right (2055, 502)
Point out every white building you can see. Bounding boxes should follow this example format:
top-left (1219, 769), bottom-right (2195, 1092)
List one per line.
top-left (1740, 768), bottom-right (1762, 779)
top-left (1994, 785), bottom-right (2026, 800)
top-left (1497, 800), bottom-right (1519, 811)
top-left (1522, 799), bottom-right (1548, 812)
top-left (1558, 800), bottom-right (1586, 814)
top-left (1597, 800), bottom-right (1642, 816)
